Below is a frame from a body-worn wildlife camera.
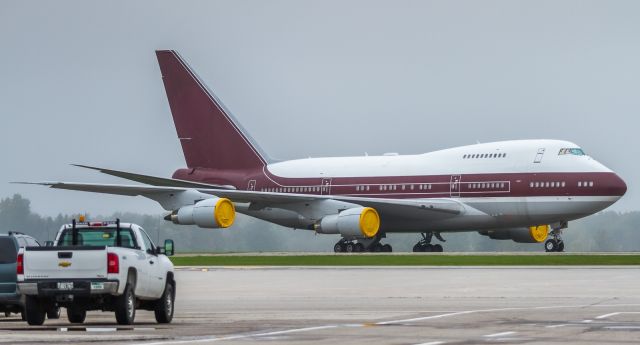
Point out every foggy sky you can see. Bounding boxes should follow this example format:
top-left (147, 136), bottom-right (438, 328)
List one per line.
top-left (1, 0), bottom-right (638, 216)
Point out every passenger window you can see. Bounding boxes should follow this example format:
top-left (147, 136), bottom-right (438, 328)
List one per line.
top-left (578, 182), bottom-right (582, 187)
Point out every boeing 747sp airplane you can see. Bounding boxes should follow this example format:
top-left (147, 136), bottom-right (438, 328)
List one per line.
top-left (20, 50), bottom-right (627, 253)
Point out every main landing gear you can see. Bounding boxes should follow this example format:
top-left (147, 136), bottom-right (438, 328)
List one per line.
top-left (545, 230), bottom-right (565, 252)
top-left (413, 232), bottom-right (445, 252)
top-left (333, 237), bottom-right (392, 253)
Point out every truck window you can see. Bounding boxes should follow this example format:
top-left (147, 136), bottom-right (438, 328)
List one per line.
top-left (0, 238), bottom-right (17, 264)
top-left (139, 229), bottom-right (155, 253)
top-left (26, 238), bottom-right (40, 247)
top-left (16, 237), bottom-right (27, 248)
top-left (58, 228), bottom-right (138, 248)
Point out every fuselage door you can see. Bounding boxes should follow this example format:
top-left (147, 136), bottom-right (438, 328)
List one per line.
top-left (247, 180), bottom-right (256, 191)
top-left (450, 175), bottom-right (462, 197)
top-left (534, 148), bottom-right (545, 163)
top-left (320, 178), bottom-right (332, 195)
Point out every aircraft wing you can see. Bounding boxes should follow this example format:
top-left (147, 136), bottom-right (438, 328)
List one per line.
top-left (16, 182), bottom-right (464, 217)
top-left (71, 164), bottom-right (236, 190)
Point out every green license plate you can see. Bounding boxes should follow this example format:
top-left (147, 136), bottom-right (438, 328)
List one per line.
top-left (90, 282), bottom-right (104, 290)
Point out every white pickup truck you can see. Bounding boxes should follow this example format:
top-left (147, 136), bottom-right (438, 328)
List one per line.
top-left (17, 219), bottom-right (175, 326)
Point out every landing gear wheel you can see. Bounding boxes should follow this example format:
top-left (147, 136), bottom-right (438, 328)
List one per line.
top-left (382, 244), bottom-right (392, 252)
top-left (557, 241), bottom-right (565, 252)
top-left (47, 306), bottom-right (61, 319)
top-left (413, 243), bottom-right (423, 252)
top-left (354, 243), bottom-right (364, 252)
top-left (66, 306), bottom-right (86, 323)
top-left (545, 239), bottom-right (558, 252)
top-left (432, 244), bottom-right (443, 252)
top-left (333, 243), bottom-right (344, 253)
top-left (345, 243), bottom-right (354, 253)
top-left (115, 284), bottom-right (136, 325)
top-left (373, 243), bottom-right (383, 252)
top-left (154, 281), bottom-right (175, 324)
top-left (25, 295), bottom-right (45, 326)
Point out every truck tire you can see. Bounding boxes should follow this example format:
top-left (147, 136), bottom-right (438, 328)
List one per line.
top-left (154, 281), bottom-right (175, 323)
top-left (25, 296), bottom-right (46, 326)
top-left (115, 283), bottom-right (136, 325)
top-left (67, 306), bottom-right (86, 323)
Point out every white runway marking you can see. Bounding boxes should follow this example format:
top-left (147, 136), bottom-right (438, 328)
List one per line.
top-left (484, 331), bottom-right (517, 337)
top-left (142, 326), bottom-right (338, 345)
top-left (545, 324), bottom-right (568, 328)
top-left (137, 303), bottom-right (640, 345)
top-left (375, 311), bottom-right (473, 325)
top-left (413, 341), bottom-right (445, 345)
top-left (596, 312), bottom-right (640, 319)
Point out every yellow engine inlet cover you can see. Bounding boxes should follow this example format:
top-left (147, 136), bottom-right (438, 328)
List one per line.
top-left (359, 207), bottom-right (380, 238)
top-left (214, 198), bottom-right (236, 228)
top-left (528, 225), bottom-right (549, 243)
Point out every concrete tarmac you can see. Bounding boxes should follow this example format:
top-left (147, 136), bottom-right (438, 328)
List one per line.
top-left (1, 266), bottom-right (639, 344)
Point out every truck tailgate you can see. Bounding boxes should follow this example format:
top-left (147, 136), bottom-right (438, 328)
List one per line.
top-left (23, 246), bottom-right (108, 280)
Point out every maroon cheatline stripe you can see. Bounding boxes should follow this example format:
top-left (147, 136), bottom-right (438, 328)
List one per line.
top-left (171, 169), bottom-right (626, 199)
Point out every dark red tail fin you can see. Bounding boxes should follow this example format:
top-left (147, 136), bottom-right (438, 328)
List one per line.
top-left (156, 50), bottom-right (268, 170)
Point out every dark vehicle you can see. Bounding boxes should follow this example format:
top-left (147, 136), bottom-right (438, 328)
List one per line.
top-left (0, 232), bottom-right (59, 320)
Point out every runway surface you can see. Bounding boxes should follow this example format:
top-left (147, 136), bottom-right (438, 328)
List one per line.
top-left (2, 266), bottom-right (640, 344)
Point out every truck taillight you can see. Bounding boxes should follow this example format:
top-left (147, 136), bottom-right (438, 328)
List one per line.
top-left (107, 253), bottom-right (119, 274)
top-left (17, 253), bottom-right (24, 275)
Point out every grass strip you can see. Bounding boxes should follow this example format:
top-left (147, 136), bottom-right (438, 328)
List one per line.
top-left (171, 254), bottom-right (640, 266)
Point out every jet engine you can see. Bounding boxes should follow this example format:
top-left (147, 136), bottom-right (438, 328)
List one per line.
top-left (479, 225), bottom-right (549, 243)
top-left (169, 197), bottom-right (236, 229)
top-left (316, 207), bottom-right (380, 238)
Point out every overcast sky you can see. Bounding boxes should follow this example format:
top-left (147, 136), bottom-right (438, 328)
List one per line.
top-left (0, 0), bottom-right (638, 216)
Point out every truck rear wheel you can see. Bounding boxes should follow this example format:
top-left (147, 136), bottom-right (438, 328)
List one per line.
top-left (154, 281), bottom-right (175, 323)
top-left (25, 296), bottom-right (46, 326)
top-left (115, 284), bottom-right (136, 325)
top-left (67, 306), bottom-right (86, 323)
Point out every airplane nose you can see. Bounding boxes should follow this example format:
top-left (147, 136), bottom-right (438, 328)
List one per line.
top-left (611, 173), bottom-right (627, 197)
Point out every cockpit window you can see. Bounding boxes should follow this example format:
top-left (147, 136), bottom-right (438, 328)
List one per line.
top-left (558, 148), bottom-right (585, 156)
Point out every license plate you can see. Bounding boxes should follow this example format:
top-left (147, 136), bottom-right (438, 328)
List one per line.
top-left (90, 282), bottom-right (104, 290)
top-left (57, 282), bottom-right (74, 290)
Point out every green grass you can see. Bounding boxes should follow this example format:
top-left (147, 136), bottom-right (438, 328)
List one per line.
top-left (170, 254), bottom-right (640, 266)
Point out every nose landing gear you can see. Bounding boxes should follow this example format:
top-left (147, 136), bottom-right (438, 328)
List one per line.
top-left (544, 228), bottom-right (565, 252)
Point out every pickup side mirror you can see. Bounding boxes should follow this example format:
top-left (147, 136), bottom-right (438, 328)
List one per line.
top-left (163, 239), bottom-right (175, 256)
top-left (44, 241), bottom-right (54, 247)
